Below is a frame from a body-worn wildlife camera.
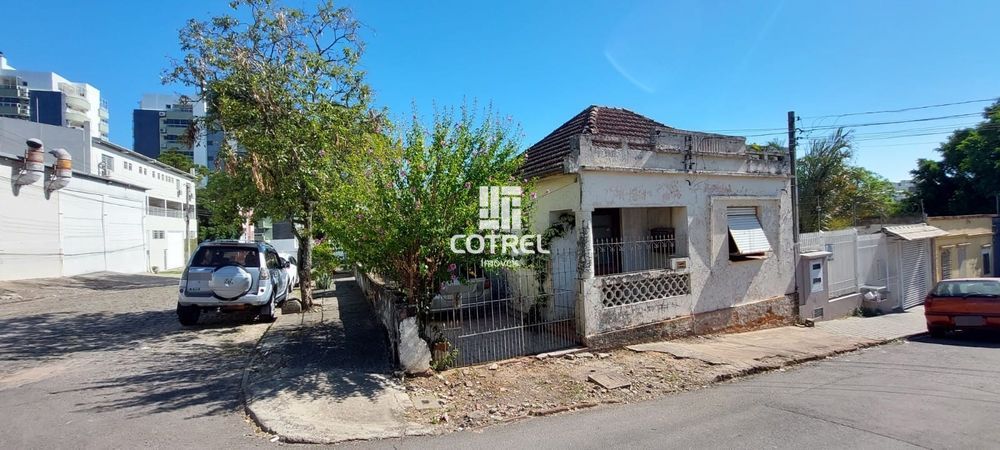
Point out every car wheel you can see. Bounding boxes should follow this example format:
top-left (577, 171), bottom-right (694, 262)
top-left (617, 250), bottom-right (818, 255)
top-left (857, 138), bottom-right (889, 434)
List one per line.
top-left (177, 305), bottom-right (201, 326)
top-left (260, 295), bottom-right (281, 323)
top-left (928, 326), bottom-right (948, 338)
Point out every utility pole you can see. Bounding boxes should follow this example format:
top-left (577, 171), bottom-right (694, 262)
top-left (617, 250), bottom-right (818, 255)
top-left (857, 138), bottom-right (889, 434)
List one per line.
top-left (788, 111), bottom-right (800, 244)
top-left (184, 183), bottom-right (192, 263)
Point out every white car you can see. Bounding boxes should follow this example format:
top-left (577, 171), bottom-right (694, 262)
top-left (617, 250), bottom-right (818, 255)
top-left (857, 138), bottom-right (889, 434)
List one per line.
top-left (429, 277), bottom-right (492, 312)
top-left (280, 255), bottom-right (299, 293)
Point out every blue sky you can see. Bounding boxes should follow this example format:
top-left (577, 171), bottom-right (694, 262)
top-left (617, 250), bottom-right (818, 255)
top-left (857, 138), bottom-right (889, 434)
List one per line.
top-left (3, 0), bottom-right (997, 181)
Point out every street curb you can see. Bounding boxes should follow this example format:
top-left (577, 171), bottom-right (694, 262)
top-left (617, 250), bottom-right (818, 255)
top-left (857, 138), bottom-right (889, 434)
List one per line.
top-left (239, 315), bottom-right (284, 441)
top-left (711, 332), bottom-right (924, 383)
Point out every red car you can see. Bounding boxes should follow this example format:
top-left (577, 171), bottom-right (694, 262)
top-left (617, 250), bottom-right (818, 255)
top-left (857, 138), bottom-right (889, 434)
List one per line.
top-left (925, 278), bottom-right (1000, 338)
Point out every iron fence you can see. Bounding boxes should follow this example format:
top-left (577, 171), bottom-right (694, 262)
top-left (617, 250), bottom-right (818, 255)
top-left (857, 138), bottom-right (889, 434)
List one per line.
top-left (593, 236), bottom-right (677, 276)
top-left (427, 248), bottom-right (579, 366)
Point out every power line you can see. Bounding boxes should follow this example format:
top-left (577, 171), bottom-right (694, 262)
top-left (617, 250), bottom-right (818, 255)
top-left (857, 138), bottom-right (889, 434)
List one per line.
top-left (801, 97), bottom-right (998, 119)
top-left (709, 96), bottom-right (998, 134)
top-left (741, 112), bottom-right (988, 138)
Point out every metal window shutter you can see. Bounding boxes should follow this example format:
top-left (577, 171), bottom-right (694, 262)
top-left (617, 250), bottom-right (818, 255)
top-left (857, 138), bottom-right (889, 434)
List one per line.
top-left (727, 213), bottom-right (772, 255)
top-left (727, 207), bottom-right (757, 217)
top-left (901, 240), bottom-right (931, 309)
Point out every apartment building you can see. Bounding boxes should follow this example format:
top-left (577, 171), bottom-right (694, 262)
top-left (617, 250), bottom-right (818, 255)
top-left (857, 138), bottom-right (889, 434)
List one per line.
top-left (133, 93), bottom-right (222, 168)
top-left (0, 53), bottom-right (109, 140)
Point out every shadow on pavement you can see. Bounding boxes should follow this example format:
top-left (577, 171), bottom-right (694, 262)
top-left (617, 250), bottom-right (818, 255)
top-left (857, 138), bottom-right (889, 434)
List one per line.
top-left (247, 278), bottom-right (396, 403)
top-left (908, 330), bottom-right (1000, 348)
top-left (0, 306), bottom-right (268, 418)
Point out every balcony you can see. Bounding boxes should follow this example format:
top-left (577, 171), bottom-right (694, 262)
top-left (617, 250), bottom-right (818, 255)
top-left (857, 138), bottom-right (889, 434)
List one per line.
top-left (99, 121), bottom-right (109, 134)
top-left (64, 108), bottom-right (88, 127)
top-left (59, 83), bottom-right (90, 112)
top-left (99, 106), bottom-right (109, 119)
top-left (148, 206), bottom-right (184, 219)
top-left (0, 103), bottom-right (30, 118)
top-left (0, 85), bottom-right (29, 100)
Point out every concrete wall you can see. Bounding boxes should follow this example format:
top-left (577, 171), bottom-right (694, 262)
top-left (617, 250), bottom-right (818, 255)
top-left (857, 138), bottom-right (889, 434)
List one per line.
top-left (575, 168), bottom-right (794, 337)
top-left (928, 215), bottom-right (994, 281)
top-left (1, 156), bottom-right (146, 280)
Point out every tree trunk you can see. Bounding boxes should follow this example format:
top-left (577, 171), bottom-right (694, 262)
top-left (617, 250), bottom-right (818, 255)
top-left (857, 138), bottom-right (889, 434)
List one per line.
top-left (297, 209), bottom-right (315, 309)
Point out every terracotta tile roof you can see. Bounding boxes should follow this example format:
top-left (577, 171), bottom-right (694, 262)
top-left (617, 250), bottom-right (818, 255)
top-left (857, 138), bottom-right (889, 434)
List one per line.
top-left (521, 105), bottom-right (672, 179)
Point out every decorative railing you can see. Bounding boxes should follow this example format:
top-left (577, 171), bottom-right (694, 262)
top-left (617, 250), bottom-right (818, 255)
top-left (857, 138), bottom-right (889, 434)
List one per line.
top-left (593, 236), bottom-right (677, 276)
top-left (599, 270), bottom-right (691, 308)
top-left (148, 206), bottom-right (184, 218)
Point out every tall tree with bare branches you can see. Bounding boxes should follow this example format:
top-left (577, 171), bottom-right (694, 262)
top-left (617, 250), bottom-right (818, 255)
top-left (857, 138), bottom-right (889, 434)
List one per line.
top-left (166, 0), bottom-right (380, 307)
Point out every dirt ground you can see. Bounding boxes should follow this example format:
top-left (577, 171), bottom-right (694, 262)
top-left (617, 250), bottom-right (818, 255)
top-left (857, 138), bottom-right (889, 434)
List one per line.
top-left (404, 347), bottom-right (733, 431)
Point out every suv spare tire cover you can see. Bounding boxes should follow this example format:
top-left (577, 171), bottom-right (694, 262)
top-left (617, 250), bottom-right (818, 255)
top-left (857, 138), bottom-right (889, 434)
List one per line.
top-left (210, 265), bottom-right (253, 300)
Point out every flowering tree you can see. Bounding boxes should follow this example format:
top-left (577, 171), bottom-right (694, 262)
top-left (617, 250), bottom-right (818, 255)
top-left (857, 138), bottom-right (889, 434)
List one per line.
top-left (326, 107), bottom-right (524, 316)
top-left (166, 0), bottom-right (380, 308)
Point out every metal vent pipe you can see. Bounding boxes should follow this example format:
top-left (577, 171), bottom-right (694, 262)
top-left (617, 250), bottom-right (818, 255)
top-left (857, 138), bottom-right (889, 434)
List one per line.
top-left (14, 138), bottom-right (45, 186)
top-left (46, 148), bottom-right (73, 192)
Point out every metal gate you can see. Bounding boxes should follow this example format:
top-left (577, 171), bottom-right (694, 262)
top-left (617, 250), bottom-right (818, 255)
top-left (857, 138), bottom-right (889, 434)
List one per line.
top-left (900, 240), bottom-right (932, 309)
top-left (429, 248), bottom-right (579, 366)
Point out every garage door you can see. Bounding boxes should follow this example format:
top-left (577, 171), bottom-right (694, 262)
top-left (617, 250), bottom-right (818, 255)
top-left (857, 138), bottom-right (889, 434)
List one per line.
top-left (900, 240), bottom-right (932, 309)
top-left (165, 231), bottom-right (184, 269)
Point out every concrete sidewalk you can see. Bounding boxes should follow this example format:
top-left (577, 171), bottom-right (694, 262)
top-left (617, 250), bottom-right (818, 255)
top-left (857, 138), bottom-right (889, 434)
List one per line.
top-left (242, 277), bottom-right (431, 444)
top-left (628, 307), bottom-right (926, 377)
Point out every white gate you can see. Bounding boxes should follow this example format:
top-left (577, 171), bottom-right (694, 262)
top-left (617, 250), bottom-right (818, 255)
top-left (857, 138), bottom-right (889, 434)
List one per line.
top-left (899, 240), bottom-right (932, 309)
top-left (800, 229), bottom-right (858, 298)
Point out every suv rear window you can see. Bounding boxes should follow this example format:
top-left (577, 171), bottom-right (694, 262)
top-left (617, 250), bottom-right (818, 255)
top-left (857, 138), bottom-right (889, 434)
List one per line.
top-left (932, 280), bottom-right (1000, 297)
top-left (191, 246), bottom-right (260, 268)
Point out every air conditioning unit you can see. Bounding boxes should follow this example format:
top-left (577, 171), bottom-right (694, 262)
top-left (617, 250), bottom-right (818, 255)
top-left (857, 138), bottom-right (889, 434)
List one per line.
top-left (669, 257), bottom-right (690, 271)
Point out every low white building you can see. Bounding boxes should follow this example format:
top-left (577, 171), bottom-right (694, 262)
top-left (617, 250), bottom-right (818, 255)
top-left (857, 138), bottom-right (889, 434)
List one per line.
top-left (0, 118), bottom-right (197, 280)
top-left (521, 106), bottom-right (796, 346)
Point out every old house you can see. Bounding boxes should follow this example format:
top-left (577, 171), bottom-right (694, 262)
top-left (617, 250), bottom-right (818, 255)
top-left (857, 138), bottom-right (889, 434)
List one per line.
top-left (928, 215), bottom-right (995, 281)
top-left (521, 106), bottom-right (796, 346)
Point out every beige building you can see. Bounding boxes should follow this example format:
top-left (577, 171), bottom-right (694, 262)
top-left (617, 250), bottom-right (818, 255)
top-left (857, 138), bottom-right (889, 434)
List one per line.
top-left (928, 215), bottom-right (995, 281)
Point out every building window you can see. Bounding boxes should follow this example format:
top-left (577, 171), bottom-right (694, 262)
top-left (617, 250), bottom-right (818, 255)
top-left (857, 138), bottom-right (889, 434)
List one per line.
top-left (983, 246), bottom-right (993, 276)
top-left (727, 206), bottom-right (771, 262)
top-left (941, 248), bottom-right (952, 280)
top-left (99, 154), bottom-right (114, 177)
top-left (152, 230), bottom-right (165, 239)
top-left (957, 244), bottom-right (968, 277)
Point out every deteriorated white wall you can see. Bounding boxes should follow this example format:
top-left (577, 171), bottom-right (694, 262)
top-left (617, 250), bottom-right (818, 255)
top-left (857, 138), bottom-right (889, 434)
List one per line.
top-left (579, 169), bottom-right (795, 335)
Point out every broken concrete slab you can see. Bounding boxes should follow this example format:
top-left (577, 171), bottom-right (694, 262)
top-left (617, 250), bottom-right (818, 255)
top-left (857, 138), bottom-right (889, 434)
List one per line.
top-left (588, 372), bottom-right (631, 390)
top-left (410, 393), bottom-right (443, 411)
top-left (627, 326), bottom-right (877, 371)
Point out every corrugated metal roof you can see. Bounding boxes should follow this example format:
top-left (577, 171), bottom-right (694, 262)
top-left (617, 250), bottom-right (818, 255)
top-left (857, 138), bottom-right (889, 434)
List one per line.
top-left (728, 213), bottom-right (772, 254)
top-left (882, 224), bottom-right (948, 241)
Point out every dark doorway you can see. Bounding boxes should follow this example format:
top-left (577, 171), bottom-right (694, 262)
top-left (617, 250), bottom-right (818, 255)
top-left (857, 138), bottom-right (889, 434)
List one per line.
top-left (593, 208), bottom-right (621, 275)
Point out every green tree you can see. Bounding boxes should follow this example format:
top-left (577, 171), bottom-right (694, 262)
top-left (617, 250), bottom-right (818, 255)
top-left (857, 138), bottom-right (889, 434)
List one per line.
top-left (156, 150), bottom-right (196, 174)
top-left (325, 107), bottom-right (523, 320)
top-left (166, 0), bottom-right (376, 308)
top-left (909, 101), bottom-right (1000, 216)
top-left (797, 128), bottom-right (897, 231)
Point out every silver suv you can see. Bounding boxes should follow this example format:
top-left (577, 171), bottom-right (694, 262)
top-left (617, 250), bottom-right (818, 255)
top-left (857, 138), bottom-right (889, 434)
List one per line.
top-left (177, 240), bottom-right (291, 326)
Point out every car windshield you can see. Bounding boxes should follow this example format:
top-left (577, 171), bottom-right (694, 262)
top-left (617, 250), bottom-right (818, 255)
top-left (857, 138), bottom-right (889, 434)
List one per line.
top-left (191, 246), bottom-right (260, 267)
top-left (932, 280), bottom-right (1000, 297)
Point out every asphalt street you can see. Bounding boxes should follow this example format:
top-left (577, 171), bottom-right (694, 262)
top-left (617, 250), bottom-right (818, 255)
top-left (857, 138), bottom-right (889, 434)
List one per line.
top-left (2, 274), bottom-right (999, 449)
top-left (0, 274), bottom-right (275, 449)
top-left (353, 332), bottom-right (1000, 450)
